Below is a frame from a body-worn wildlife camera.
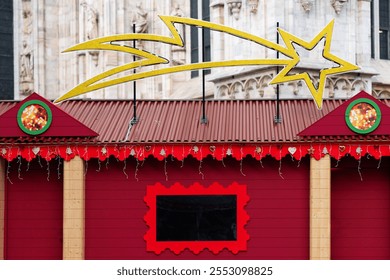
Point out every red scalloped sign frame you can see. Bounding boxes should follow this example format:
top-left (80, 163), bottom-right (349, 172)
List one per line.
top-left (144, 181), bottom-right (250, 255)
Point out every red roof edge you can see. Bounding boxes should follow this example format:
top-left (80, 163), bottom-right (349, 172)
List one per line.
top-left (298, 91), bottom-right (390, 138)
top-left (0, 92), bottom-right (99, 139)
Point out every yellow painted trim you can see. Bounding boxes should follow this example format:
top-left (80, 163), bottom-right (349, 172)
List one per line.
top-left (63, 156), bottom-right (85, 260)
top-left (55, 16), bottom-right (359, 109)
top-left (310, 155), bottom-right (331, 260)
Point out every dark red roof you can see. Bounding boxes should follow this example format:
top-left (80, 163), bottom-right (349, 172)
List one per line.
top-left (57, 98), bottom-right (343, 144)
top-left (299, 91), bottom-right (390, 141)
top-left (0, 93), bottom-right (98, 143)
top-left (0, 97), bottom-right (389, 144)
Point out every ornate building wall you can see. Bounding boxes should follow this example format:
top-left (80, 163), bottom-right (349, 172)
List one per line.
top-left (11, 0), bottom-right (390, 101)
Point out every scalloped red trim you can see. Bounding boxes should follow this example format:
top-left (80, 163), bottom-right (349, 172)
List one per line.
top-left (143, 182), bottom-right (250, 255)
top-left (1, 143), bottom-right (389, 162)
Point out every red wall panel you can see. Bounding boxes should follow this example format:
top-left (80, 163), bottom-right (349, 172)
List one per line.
top-left (5, 158), bottom-right (63, 259)
top-left (331, 156), bottom-right (390, 260)
top-left (85, 155), bottom-right (310, 260)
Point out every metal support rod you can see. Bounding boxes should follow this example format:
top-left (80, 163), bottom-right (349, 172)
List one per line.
top-left (274, 21), bottom-right (282, 124)
top-left (200, 27), bottom-right (208, 124)
top-left (131, 23), bottom-right (138, 125)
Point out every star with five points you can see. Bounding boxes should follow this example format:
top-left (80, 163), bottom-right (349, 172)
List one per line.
top-left (270, 20), bottom-right (359, 109)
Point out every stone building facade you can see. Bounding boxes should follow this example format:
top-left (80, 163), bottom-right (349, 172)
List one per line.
top-left (11, 0), bottom-right (390, 101)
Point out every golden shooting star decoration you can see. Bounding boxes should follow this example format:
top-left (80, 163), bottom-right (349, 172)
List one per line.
top-left (55, 16), bottom-right (359, 108)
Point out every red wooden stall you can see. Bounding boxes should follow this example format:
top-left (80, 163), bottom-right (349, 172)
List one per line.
top-left (4, 158), bottom-right (63, 259)
top-left (0, 91), bottom-right (389, 260)
top-left (84, 155), bottom-right (310, 259)
top-left (331, 156), bottom-right (390, 259)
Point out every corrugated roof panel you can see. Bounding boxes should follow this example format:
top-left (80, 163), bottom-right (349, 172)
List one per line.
top-left (0, 102), bottom-right (16, 115)
top-left (1, 97), bottom-right (389, 144)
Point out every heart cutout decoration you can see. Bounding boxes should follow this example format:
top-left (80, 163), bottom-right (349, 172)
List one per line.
top-left (144, 146), bottom-right (151, 152)
top-left (288, 147), bottom-right (297, 155)
top-left (339, 145), bottom-right (346, 153)
top-left (32, 147), bottom-right (40, 155)
top-left (209, 145), bottom-right (216, 153)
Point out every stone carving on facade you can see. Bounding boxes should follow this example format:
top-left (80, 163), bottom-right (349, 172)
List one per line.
top-left (132, 2), bottom-right (149, 34)
top-left (170, 3), bottom-right (186, 65)
top-left (331, 0), bottom-right (348, 15)
top-left (131, 2), bottom-right (149, 49)
top-left (373, 88), bottom-right (390, 98)
top-left (22, 0), bottom-right (33, 35)
top-left (247, 0), bottom-right (259, 13)
top-left (215, 70), bottom-right (368, 100)
top-left (288, 81), bottom-right (302, 95)
top-left (300, 0), bottom-right (313, 13)
top-left (244, 78), bottom-right (258, 99)
top-left (258, 75), bottom-right (274, 97)
top-left (81, 2), bottom-right (99, 66)
top-left (20, 0), bottom-right (34, 96)
top-left (81, 2), bottom-right (98, 40)
top-left (216, 74), bottom-right (277, 99)
top-left (327, 77), bottom-right (369, 98)
top-left (226, 0), bottom-right (242, 20)
top-left (20, 40), bottom-right (34, 95)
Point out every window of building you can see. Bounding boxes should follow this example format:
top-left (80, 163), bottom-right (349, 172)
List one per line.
top-left (190, 0), bottom-right (211, 78)
top-left (372, 0), bottom-right (390, 59)
top-left (0, 0), bottom-right (14, 99)
top-left (379, 0), bottom-right (389, 59)
top-left (144, 182), bottom-right (249, 255)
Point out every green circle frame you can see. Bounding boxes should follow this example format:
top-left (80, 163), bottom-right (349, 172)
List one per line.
top-left (345, 98), bottom-right (381, 134)
top-left (17, 100), bottom-right (53, 135)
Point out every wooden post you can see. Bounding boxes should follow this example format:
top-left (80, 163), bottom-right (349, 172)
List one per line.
top-left (63, 156), bottom-right (85, 260)
top-left (0, 158), bottom-right (5, 260)
top-left (310, 155), bottom-right (331, 260)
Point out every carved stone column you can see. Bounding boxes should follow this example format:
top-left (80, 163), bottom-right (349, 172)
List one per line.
top-left (211, 0), bottom-right (225, 64)
top-left (356, 0), bottom-right (372, 66)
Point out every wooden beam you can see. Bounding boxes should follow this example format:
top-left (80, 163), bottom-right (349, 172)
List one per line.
top-left (310, 155), bottom-right (331, 260)
top-left (63, 156), bottom-right (85, 260)
top-left (0, 158), bottom-right (5, 260)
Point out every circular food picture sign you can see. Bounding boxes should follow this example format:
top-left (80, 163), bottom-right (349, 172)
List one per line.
top-left (17, 100), bottom-right (52, 135)
top-left (345, 98), bottom-right (381, 134)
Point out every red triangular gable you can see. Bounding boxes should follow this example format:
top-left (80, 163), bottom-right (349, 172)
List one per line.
top-left (298, 91), bottom-right (390, 137)
top-left (0, 92), bottom-right (98, 138)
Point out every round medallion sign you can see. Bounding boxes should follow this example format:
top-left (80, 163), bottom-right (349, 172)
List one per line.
top-left (17, 100), bottom-right (52, 135)
top-left (345, 98), bottom-right (381, 134)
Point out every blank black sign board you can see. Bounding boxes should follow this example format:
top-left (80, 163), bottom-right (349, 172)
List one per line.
top-left (156, 195), bottom-right (237, 241)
